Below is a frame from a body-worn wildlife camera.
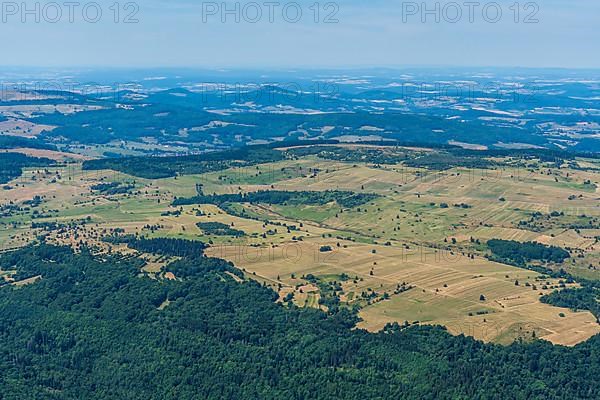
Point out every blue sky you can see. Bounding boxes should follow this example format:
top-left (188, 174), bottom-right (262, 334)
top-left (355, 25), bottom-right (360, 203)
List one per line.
top-left (1, 0), bottom-right (598, 68)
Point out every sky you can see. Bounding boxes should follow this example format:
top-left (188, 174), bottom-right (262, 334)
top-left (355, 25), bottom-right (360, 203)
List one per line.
top-left (1, 0), bottom-right (599, 69)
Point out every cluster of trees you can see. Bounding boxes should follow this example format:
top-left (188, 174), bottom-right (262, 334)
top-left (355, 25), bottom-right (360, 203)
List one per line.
top-left (287, 146), bottom-right (412, 165)
top-left (521, 212), bottom-right (600, 232)
top-left (0, 244), bottom-right (600, 398)
top-left (90, 182), bottom-right (135, 195)
top-left (393, 146), bottom-right (598, 172)
top-left (82, 147), bottom-right (286, 179)
top-left (196, 222), bottom-right (246, 237)
top-left (105, 236), bottom-right (206, 258)
top-left (0, 153), bottom-right (55, 184)
top-left (487, 239), bottom-right (570, 265)
top-left (31, 218), bottom-right (91, 232)
top-left (404, 151), bottom-right (496, 170)
top-left (173, 190), bottom-right (379, 209)
top-left (540, 269), bottom-right (600, 323)
top-left (302, 273), bottom-right (346, 314)
top-left (541, 282), bottom-right (600, 322)
top-left (452, 147), bottom-right (586, 162)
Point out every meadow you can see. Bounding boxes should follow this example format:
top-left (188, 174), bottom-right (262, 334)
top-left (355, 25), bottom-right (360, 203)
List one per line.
top-left (1, 144), bottom-right (599, 345)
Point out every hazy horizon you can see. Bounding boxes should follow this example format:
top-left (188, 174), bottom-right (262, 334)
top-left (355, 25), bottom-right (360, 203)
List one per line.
top-left (1, 1), bottom-right (598, 69)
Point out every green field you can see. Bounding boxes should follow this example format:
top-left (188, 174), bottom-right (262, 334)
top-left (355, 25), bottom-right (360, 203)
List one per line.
top-left (1, 144), bottom-right (600, 345)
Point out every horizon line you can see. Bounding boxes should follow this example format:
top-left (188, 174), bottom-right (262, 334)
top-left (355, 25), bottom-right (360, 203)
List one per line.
top-left (1, 65), bottom-right (600, 72)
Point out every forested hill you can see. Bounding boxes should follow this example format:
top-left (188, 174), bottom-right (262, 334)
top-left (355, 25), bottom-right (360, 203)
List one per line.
top-left (0, 244), bottom-right (599, 399)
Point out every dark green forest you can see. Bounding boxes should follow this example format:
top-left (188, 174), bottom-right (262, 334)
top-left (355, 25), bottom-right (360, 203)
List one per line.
top-left (196, 222), bottom-right (246, 237)
top-left (90, 182), bottom-right (135, 195)
top-left (0, 136), bottom-right (56, 151)
top-left (83, 147), bottom-right (285, 179)
top-left (487, 239), bottom-right (570, 265)
top-left (173, 190), bottom-right (379, 208)
top-left (103, 236), bottom-right (206, 258)
top-left (0, 153), bottom-right (55, 184)
top-left (0, 244), bottom-right (599, 399)
top-left (404, 152), bottom-right (497, 170)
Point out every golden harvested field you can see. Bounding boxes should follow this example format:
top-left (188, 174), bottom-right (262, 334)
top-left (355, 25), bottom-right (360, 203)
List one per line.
top-left (206, 233), bottom-right (600, 346)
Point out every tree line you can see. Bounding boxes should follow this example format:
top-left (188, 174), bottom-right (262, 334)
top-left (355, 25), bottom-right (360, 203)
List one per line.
top-left (0, 153), bottom-right (55, 184)
top-left (82, 147), bottom-right (286, 179)
top-left (173, 190), bottom-right (379, 209)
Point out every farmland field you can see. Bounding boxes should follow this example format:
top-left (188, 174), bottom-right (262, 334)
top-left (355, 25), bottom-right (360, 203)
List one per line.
top-left (1, 144), bottom-right (600, 346)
